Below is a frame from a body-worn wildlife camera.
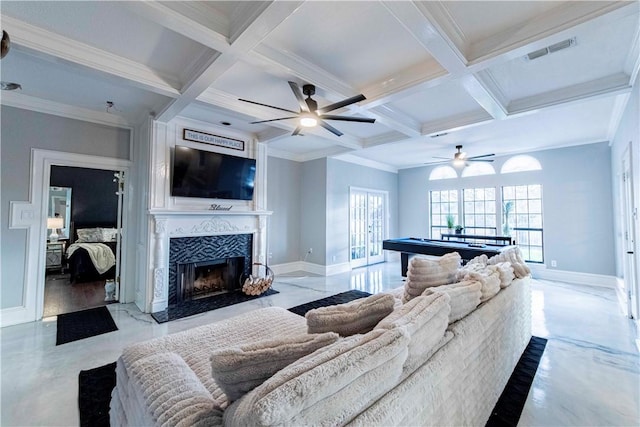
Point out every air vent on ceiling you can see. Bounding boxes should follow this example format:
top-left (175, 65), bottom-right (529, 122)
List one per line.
top-left (430, 132), bottom-right (449, 138)
top-left (525, 37), bottom-right (576, 61)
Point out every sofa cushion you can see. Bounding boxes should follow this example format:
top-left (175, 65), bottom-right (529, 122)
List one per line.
top-left (376, 292), bottom-right (450, 375)
top-left (403, 252), bottom-right (461, 302)
top-left (209, 332), bottom-right (339, 402)
top-left (128, 352), bottom-right (223, 427)
top-left (224, 327), bottom-right (410, 427)
top-left (305, 292), bottom-right (395, 336)
top-left (422, 279), bottom-right (482, 323)
top-left (460, 265), bottom-right (502, 302)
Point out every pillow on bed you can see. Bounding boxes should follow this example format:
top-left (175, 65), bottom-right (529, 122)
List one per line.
top-left (100, 228), bottom-right (118, 242)
top-left (76, 228), bottom-right (102, 243)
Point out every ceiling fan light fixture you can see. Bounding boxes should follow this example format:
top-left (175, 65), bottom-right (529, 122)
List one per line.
top-left (0, 81), bottom-right (21, 91)
top-left (299, 114), bottom-right (318, 128)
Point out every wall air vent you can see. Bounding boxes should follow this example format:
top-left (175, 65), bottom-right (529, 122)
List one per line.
top-left (525, 37), bottom-right (576, 61)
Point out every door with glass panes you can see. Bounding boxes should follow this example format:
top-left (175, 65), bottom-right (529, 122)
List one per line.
top-left (350, 189), bottom-right (386, 268)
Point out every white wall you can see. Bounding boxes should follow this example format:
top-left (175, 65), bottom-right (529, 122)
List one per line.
top-left (267, 156), bottom-right (301, 265)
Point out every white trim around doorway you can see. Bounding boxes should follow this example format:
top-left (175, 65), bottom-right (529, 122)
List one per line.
top-left (2, 149), bottom-right (131, 326)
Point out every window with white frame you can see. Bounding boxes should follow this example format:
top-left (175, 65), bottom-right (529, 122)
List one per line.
top-left (430, 189), bottom-right (458, 239)
top-left (502, 184), bottom-right (543, 262)
top-left (463, 187), bottom-right (497, 236)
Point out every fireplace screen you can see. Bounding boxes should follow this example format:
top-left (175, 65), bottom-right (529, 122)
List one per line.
top-left (177, 256), bottom-right (244, 302)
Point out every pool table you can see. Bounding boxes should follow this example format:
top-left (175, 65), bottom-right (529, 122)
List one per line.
top-left (382, 237), bottom-right (516, 276)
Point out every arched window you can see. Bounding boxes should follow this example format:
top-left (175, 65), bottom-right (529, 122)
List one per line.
top-left (501, 155), bottom-right (542, 174)
top-left (429, 165), bottom-right (457, 180)
top-left (461, 162), bottom-right (496, 177)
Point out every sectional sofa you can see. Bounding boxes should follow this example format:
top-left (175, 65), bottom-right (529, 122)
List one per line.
top-left (110, 252), bottom-right (531, 426)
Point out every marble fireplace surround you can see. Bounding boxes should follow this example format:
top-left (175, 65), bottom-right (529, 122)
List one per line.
top-left (149, 210), bottom-right (271, 313)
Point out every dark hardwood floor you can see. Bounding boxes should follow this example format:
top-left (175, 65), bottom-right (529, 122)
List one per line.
top-left (43, 272), bottom-right (115, 317)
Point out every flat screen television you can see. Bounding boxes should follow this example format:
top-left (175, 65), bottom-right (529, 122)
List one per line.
top-left (171, 146), bottom-right (256, 200)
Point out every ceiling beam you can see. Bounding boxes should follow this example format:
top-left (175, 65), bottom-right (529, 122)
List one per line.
top-left (2, 16), bottom-right (181, 99)
top-left (155, 1), bottom-right (304, 123)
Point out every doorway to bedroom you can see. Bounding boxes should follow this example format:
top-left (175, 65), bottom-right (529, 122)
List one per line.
top-left (43, 165), bottom-right (124, 317)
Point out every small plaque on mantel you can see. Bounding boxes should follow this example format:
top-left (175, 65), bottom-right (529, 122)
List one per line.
top-left (209, 204), bottom-right (232, 211)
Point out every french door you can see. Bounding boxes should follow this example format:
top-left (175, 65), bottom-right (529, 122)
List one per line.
top-left (350, 189), bottom-right (386, 268)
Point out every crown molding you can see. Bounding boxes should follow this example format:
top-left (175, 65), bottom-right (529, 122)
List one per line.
top-left (421, 110), bottom-right (494, 136)
top-left (0, 91), bottom-right (131, 129)
top-left (331, 153), bottom-right (398, 174)
top-left (606, 92), bottom-right (632, 143)
top-left (3, 16), bottom-right (181, 98)
top-left (508, 73), bottom-right (632, 115)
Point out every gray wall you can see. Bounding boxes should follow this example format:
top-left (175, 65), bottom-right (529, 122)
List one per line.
top-left (266, 156), bottom-right (301, 265)
top-left (326, 158), bottom-right (398, 265)
top-left (300, 158), bottom-right (327, 265)
top-left (1, 106), bottom-right (130, 309)
top-left (398, 142), bottom-right (615, 275)
top-left (267, 156), bottom-right (399, 267)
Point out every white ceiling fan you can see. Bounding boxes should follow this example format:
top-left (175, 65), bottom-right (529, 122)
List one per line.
top-left (426, 145), bottom-right (495, 167)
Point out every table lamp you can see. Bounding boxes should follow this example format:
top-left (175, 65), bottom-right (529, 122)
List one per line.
top-left (47, 217), bottom-right (64, 242)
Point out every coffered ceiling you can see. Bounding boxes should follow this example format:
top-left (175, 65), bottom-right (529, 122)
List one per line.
top-left (1, 1), bottom-right (638, 170)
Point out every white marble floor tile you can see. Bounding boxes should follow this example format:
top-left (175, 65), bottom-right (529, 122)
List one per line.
top-left (1, 263), bottom-right (638, 426)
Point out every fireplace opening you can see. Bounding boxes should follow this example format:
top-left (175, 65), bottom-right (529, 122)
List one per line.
top-left (176, 256), bottom-right (244, 303)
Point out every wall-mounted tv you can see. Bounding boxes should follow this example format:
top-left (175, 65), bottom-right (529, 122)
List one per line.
top-left (171, 146), bottom-right (256, 201)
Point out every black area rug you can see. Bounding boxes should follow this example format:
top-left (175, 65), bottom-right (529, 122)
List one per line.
top-left (56, 306), bottom-right (118, 345)
top-left (486, 336), bottom-right (548, 427)
top-left (151, 288), bottom-right (279, 323)
top-left (78, 362), bottom-right (116, 427)
top-left (288, 289), bottom-right (372, 316)
top-left (77, 336), bottom-right (547, 426)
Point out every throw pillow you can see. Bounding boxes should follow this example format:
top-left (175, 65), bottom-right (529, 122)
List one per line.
top-left (100, 227), bottom-right (118, 242)
top-left (223, 327), bottom-right (410, 427)
top-left (460, 266), bottom-right (501, 302)
top-left (76, 227), bottom-right (102, 242)
top-left (488, 247), bottom-right (531, 278)
top-left (210, 332), bottom-right (339, 402)
top-left (305, 293), bottom-right (395, 336)
top-left (376, 292), bottom-right (450, 374)
top-left (403, 252), bottom-right (461, 302)
top-left (493, 261), bottom-right (515, 288)
top-left (422, 280), bottom-right (482, 323)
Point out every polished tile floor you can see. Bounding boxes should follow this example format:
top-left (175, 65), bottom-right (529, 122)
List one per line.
top-left (1, 262), bottom-right (638, 426)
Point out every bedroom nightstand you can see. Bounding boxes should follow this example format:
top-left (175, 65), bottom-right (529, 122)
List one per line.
top-left (46, 241), bottom-right (66, 272)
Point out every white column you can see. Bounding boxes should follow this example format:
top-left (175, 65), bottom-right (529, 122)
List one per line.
top-left (151, 217), bottom-right (169, 312)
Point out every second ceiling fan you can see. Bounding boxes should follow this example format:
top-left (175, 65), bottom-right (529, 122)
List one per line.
top-left (427, 145), bottom-right (495, 167)
top-left (239, 81), bottom-right (375, 136)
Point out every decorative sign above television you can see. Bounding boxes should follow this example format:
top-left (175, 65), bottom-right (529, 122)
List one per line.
top-left (183, 128), bottom-right (244, 151)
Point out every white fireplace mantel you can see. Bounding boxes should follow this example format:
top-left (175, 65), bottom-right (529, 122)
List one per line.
top-left (148, 209), bottom-right (272, 313)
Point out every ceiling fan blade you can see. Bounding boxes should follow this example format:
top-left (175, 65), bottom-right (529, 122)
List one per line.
top-left (292, 126), bottom-right (303, 136)
top-left (424, 160), bottom-right (451, 165)
top-left (467, 153), bottom-right (495, 160)
top-left (250, 116), bottom-right (297, 124)
top-left (239, 98), bottom-right (298, 114)
top-left (319, 120), bottom-right (343, 136)
top-left (316, 94), bottom-right (366, 114)
top-left (432, 156), bottom-right (452, 160)
top-left (320, 114), bottom-right (376, 123)
top-left (468, 159), bottom-right (494, 162)
top-left (288, 81), bottom-right (309, 112)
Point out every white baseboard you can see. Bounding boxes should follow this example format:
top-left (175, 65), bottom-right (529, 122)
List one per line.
top-left (271, 261), bottom-right (352, 277)
top-left (0, 306), bottom-right (33, 328)
top-left (615, 277), bottom-right (629, 317)
top-left (529, 264), bottom-right (617, 288)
